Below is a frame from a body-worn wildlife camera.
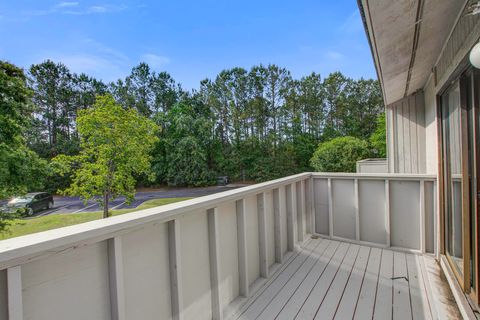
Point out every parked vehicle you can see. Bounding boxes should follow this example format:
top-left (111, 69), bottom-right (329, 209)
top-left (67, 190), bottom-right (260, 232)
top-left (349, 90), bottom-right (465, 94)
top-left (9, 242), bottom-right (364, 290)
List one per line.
top-left (4, 192), bottom-right (54, 216)
top-left (216, 176), bottom-right (229, 186)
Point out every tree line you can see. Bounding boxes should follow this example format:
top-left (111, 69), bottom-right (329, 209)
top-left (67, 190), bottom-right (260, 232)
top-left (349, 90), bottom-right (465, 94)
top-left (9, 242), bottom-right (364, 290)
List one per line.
top-left (4, 60), bottom-right (386, 194)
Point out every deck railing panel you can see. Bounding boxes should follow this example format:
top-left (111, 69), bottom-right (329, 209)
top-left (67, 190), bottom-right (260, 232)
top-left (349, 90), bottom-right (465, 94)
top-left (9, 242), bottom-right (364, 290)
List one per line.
top-left (358, 179), bottom-right (387, 244)
top-left (0, 172), bottom-right (437, 319)
top-left (22, 240), bottom-right (111, 320)
top-left (216, 201), bottom-right (240, 311)
top-left (311, 173), bottom-right (436, 252)
top-left (121, 223), bottom-right (171, 320)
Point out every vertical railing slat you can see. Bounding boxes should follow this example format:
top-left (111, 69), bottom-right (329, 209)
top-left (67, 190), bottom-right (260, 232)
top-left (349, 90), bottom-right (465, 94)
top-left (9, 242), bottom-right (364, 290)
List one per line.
top-left (354, 179), bottom-right (360, 241)
top-left (420, 180), bottom-right (426, 253)
top-left (108, 237), bottom-right (126, 320)
top-left (297, 181), bottom-right (305, 242)
top-left (291, 183), bottom-right (298, 245)
top-left (236, 199), bottom-right (249, 297)
top-left (309, 177), bottom-right (316, 235)
top-left (328, 178), bottom-right (334, 238)
top-left (286, 185), bottom-right (296, 251)
top-left (168, 219), bottom-right (183, 320)
top-left (7, 266), bottom-right (23, 320)
top-left (208, 208), bottom-right (223, 320)
top-left (385, 180), bottom-right (391, 247)
top-left (257, 193), bottom-right (269, 278)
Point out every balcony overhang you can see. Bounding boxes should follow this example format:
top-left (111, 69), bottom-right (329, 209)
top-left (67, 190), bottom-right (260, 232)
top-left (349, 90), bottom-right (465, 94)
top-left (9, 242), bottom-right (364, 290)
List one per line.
top-left (358, 0), bottom-right (464, 105)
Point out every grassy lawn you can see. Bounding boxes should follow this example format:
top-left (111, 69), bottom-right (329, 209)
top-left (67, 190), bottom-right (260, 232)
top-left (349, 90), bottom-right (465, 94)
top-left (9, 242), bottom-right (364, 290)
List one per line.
top-left (0, 197), bottom-right (191, 241)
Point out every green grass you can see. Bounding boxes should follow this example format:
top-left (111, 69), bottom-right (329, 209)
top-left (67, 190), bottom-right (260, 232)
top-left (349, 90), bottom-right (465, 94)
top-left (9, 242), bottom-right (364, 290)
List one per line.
top-left (0, 197), bottom-right (192, 241)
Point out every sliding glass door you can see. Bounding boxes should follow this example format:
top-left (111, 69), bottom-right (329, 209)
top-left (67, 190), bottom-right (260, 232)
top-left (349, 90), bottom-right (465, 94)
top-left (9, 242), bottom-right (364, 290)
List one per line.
top-left (441, 69), bottom-right (479, 299)
top-left (442, 81), bottom-right (467, 283)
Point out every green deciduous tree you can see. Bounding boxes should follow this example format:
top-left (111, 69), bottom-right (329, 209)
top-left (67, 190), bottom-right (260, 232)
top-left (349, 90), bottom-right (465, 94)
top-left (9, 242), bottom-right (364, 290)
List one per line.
top-left (310, 136), bottom-right (371, 172)
top-left (54, 95), bottom-right (159, 218)
top-left (0, 61), bottom-right (48, 230)
top-left (370, 113), bottom-right (387, 157)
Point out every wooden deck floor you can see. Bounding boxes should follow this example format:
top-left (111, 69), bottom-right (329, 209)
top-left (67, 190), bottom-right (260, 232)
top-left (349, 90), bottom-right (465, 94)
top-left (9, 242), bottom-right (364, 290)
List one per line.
top-left (229, 237), bottom-right (456, 320)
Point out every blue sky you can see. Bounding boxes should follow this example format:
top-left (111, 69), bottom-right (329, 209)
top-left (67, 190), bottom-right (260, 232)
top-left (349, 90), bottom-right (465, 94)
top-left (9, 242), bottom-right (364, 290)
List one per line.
top-left (0, 1), bottom-right (376, 90)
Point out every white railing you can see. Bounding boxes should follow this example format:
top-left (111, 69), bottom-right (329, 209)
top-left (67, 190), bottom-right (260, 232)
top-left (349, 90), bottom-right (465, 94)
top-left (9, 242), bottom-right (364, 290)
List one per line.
top-left (0, 172), bottom-right (436, 320)
top-left (311, 173), bottom-right (437, 253)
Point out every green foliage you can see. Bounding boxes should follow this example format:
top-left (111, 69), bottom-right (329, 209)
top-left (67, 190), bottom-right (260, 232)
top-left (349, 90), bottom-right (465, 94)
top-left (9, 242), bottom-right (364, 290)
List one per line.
top-left (53, 95), bottom-right (159, 217)
top-left (152, 101), bottom-right (214, 186)
top-left (0, 61), bottom-right (50, 230)
top-left (310, 136), bottom-right (371, 172)
top-left (370, 113), bottom-right (387, 157)
top-left (2, 58), bottom-right (385, 210)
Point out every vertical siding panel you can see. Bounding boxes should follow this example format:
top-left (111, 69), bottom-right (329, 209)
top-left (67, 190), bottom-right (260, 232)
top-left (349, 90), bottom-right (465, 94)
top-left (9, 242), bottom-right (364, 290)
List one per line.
top-left (403, 99), bottom-right (411, 173)
top-left (410, 95), bottom-right (419, 173)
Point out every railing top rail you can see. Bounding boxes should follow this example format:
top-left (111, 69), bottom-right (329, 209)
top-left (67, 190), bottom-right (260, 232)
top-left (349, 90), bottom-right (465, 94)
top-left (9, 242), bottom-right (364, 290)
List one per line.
top-left (0, 173), bottom-right (310, 268)
top-left (311, 172), bottom-right (437, 180)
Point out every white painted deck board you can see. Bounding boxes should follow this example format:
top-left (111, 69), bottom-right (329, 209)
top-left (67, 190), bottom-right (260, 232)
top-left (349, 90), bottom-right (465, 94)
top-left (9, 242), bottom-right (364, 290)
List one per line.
top-left (236, 239), bottom-right (319, 320)
top-left (275, 240), bottom-right (340, 320)
top-left (406, 254), bottom-right (432, 320)
top-left (314, 244), bottom-right (360, 319)
top-left (256, 239), bottom-right (331, 319)
top-left (353, 247), bottom-right (381, 320)
top-left (373, 249), bottom-right (393, 320)
top-left (335, 246), bottom-right (371, 320)
top-left (229, 238), bottom-right (437, 320)
top-left (392, 251), bottom-right (412, 320)
top-left (295, 242), bottom-right (350, 319)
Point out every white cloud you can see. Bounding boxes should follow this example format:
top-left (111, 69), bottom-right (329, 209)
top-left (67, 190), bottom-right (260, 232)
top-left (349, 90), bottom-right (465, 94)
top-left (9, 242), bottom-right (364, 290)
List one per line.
top-left (35, 38), bottom-right (132, 82)
top-left (23, 2), bottom-right (126, 17)
top-left (53, 54), bottom-right (127, 81)
top-left (141, 53), bottom-right (170, 69)
top-left (55, 2), bottom-right (79, 9)
top-left (326, 51), bottom-right (344, 60)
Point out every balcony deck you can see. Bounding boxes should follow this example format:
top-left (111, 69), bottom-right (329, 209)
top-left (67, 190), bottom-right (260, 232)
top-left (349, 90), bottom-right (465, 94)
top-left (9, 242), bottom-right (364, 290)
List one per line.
top-left (230, 237), bottom-right (460, 320)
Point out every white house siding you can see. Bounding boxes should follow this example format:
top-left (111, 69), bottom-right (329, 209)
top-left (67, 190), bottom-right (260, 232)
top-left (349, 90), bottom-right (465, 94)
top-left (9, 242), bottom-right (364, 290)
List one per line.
top-left (387, 91), bottom-right (426, 174)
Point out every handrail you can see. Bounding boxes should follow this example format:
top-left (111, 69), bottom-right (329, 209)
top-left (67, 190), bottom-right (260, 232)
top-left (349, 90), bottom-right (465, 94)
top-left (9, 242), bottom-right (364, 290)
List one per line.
top-left (311, 172), bottom-right (437, 180)
top-left (0, 171), bottom-right (437, 268)
top-left (0, 172), bottom-right (310, 268)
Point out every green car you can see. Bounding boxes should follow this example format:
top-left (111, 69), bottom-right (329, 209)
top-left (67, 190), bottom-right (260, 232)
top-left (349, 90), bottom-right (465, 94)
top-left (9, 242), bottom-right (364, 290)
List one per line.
top-left (3, 192), bottom-right (54, 216)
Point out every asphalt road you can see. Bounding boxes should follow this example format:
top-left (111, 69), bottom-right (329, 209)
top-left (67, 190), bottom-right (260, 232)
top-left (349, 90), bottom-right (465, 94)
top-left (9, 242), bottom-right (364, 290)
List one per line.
top-left (30, 185), bottom-right (243, 217)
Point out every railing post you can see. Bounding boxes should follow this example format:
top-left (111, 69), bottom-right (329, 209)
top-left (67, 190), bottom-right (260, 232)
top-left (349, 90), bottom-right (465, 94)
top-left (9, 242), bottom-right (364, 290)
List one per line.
top-left (236, 199), bottom-right (249, 297)
top-left (273, 188), bottom-right (283, 263)
top-left (168, 219), bottom-right (183, 320)
top-left (328, 178), bottom-right (333, 238)
top-left (420, 180), bottom-right (426, 253)
top-left (291, 183), bottom-right (298, 245)
top-left (7, 266), bottom-right (23, 320)
top-left (354, 179), bottom-right (360, 241)
top-left (385, 180), bottom-right (391, 247)
top-left (309, 177), bottom-right (316, 235)
top-left (286, 185), bottom-right (297, 251)
top-left (257, 192), bottom-right (269, 278)
top-left (297, 181), bottom-right (305, 242)
top-left (207, 208), bottom-right (223, 320)
top-left (108, 237), bottom-right (126, 320)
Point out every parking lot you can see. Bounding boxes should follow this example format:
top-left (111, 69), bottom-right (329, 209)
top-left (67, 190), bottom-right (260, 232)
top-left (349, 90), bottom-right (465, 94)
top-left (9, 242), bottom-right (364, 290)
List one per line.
top-left (15, 185), bottom-right (242, 217)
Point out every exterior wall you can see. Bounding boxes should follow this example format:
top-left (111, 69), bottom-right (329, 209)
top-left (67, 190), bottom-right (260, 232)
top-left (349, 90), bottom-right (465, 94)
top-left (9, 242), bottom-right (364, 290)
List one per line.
top-left (356, 159), bottom-right (388, 173)
top-left (423, 77), bottom-right (438, 175)
top-left (387, 91), bottom-right (426, 174)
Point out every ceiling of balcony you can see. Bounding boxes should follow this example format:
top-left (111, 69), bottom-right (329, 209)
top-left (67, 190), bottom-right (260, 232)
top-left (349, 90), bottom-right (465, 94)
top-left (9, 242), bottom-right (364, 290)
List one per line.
top-left (359, 0), bottom-right (465, 105)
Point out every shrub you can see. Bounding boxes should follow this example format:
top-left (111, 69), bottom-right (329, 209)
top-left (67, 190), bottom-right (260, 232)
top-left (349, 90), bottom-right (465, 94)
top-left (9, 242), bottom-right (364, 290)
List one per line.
top-left (310, 136), bottom-right (371, 172)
